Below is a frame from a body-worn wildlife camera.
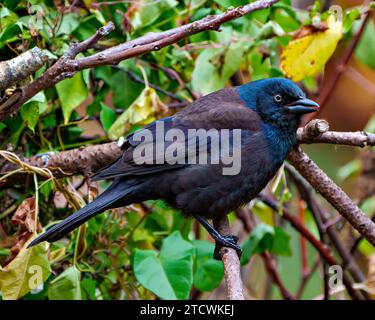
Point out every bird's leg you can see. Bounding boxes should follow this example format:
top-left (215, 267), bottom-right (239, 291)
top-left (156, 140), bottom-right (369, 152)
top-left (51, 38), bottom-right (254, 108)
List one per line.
top-left (193, 214), bottom-right (242, 260)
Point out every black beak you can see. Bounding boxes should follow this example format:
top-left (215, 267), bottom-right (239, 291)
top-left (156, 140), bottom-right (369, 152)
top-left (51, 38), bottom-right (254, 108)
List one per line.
top-left (287, 98), bottom-right (320, 114)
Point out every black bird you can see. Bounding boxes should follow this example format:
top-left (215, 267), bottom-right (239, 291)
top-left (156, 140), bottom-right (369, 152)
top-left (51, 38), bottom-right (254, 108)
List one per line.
top-left (28, 78), bottom-right (319, 258)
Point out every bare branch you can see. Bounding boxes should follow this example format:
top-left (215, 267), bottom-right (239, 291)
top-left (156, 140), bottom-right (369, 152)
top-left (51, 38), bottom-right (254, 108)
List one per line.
top-left (1, 123), bottom-right (374, 187)
top-left (213, 216), bottom-right (245, 300)
top-left (0, 0), bottom-right (279, 121)
top-left (288, 148), bottom-right (375, 248)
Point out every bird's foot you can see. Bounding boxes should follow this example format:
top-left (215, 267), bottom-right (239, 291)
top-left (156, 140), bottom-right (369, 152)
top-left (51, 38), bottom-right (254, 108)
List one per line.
top-left (213, 234), bottom-right (242, 261)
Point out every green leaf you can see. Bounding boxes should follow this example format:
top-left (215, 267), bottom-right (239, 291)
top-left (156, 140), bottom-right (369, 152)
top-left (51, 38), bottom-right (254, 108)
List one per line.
top-left (0, 23), bottom-right (22, 47)
top-left (57, 13), bottom-right (80, 35)
top-left (241, 223), bottom-right (291, 265)
top-left (271, 227), bottom-right (292, 256)
top-left (81, 277), bottom-right (97, 300)
top-left (355, 20), bottom-right (375, 69)
top-left (20, 102), bottom-right (39, 132)
top-left (213, 0), bottom-right (248, 8)
top-left (192, 48), bottom-right (225, 95)
top-left (109, 70), bottom-right (143, 109)
top-left (0, 123), bottom-right (6, 133)
top-left (192, 240), bottom-right (224, 292)
top-left (100, 103), bottom-right (117, 132)
top-left (0, 238), bottom-right (51, 300)
top-left (131, 0), bottom-right (178, 30)
top-left (40, 180), bottom-right (53, 199)
top-left (249, 51), bottom-right (271, 81)
top-left (56, 72), bottom-right (88, 124)
top-left (48, 266), bottom-right (82, 300)
top-left (343, 8), bottom-right (361, 33)
top-left (133, 231), bottom-right (195, 300)
top-left (221, 42), bottom-right (246, 82)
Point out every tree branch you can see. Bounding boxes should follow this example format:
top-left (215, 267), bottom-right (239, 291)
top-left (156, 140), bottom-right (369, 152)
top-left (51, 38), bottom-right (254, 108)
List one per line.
top-left (288, 147), bottom-right (375, 248)
top-left (0, 47), bottom-right (48, 92)
top-left (1, 122), bottom-right (374, 188)
top-left (0, 0), bottom-right (279, 122)
top-left (213, 215), bottom-right (245, 300)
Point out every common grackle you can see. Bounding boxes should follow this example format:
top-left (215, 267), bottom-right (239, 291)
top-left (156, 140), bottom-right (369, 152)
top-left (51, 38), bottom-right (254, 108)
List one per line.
top-left (28, 78), bottom-right (319, 259)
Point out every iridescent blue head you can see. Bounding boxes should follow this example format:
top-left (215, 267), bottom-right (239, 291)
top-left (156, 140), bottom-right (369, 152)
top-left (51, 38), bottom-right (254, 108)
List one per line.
top-left (237, 78), bottom-right (319, 131)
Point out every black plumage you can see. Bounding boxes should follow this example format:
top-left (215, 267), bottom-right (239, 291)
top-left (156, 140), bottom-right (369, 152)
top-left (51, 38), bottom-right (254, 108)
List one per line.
top-left (28, 78), bottom-right (319, 257)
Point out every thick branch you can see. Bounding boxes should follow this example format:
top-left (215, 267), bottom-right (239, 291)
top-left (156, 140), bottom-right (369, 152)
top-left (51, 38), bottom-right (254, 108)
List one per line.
top-left (0, 47), bottom-right (48, 92)
top-left (1, 124), bottom-right (374, 187)
top-left (213, 216), bottom-right (244, 300)
top-left (0, 0), bottom-right (279, 121)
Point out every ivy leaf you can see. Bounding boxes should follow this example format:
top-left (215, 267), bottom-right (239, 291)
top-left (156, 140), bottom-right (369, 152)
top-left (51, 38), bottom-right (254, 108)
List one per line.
top-left (56, 72), bottom-right (88, 124)
top-left (20, 102), bottom-right (39, 132)
top-left (192, 240), bottom-right (224, 292)
top-left (100, 102), bottom-right (117, 132)
top-left (241, 224), bottom-right (291, 265)
top-left (57, 13), bottom-right (80, 35)
top-left (221, 42), bottom-right (247, 82)
top-left (0, 238), bottom-right (51, 300)
top-left (213, 0), bottom-right (248, 8)
top-left (133, 231), bottom-right (195, 300)
top-left (0, 23), bottom-right (22, 48)
top-left (281, 15), bottom-right (342, 81)
top-left (192, 48), bottom-right (225, 95)
top-left (131, 0), bottom-right (178, 30)
top-left (271, 227), bottom-right (292, 256)
top-left (48, 266), bottom-right (82, 300)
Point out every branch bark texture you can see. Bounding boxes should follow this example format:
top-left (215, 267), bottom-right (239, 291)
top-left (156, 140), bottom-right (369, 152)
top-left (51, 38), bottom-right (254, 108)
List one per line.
top-left (0, 47), bottom-right (48, 92)
top-left (213, 216), bottom-right (245, 300)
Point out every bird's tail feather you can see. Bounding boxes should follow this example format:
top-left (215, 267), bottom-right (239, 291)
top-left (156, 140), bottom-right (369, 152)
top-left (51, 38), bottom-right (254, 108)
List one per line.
top-left (28, 179), bottom-right (137, 248)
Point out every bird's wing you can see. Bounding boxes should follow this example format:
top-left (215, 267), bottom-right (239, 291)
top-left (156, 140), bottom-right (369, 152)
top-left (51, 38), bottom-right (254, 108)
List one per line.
top-left (91, 87), bottom-right (262, 181)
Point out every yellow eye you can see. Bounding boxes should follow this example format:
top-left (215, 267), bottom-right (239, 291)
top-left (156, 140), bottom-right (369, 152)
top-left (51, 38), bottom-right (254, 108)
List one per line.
top-left (274, 94), bottom-right (282, 103)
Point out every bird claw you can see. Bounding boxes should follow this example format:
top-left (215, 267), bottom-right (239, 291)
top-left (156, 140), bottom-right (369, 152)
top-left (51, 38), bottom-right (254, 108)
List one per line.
top-left (35, 151), bottom-right (55, 167)
top-left (213, 234), bottom-right (242, 261)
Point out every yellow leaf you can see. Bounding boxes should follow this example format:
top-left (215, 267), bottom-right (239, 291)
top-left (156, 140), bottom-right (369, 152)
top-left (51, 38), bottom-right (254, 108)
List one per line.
top-left (108, 87), bottom-right (167, 140)
top-left (0, 238), bottom-right (51, 300)
top-left (281, 16), bottom-right (342, 81)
